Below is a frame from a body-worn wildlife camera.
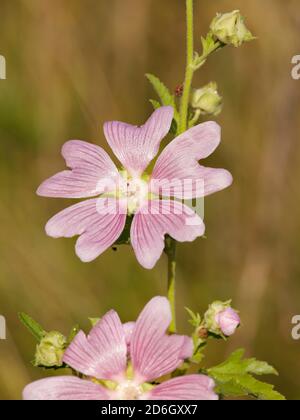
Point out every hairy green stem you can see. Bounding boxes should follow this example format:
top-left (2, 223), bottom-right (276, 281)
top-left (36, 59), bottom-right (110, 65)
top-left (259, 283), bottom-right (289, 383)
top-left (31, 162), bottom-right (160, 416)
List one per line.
top-left (166, 0), bottom-right (195, 334)
top-left (179, 0), bottom-right (194, 135)
top-left (166, 239), bottom-right (177, 334)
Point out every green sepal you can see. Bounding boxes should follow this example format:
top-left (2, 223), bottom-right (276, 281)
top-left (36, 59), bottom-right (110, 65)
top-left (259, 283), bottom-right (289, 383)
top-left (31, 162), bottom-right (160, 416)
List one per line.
top-left (185, 307), bottom-right (201, 328)
top-left (67, 325), bottom-right (80, 343)
top-left (18, 312), bottom-right (46, 342)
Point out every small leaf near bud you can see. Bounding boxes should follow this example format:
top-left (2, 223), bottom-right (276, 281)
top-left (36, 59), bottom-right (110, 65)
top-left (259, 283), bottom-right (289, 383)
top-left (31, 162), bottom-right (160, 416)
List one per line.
top-left (201, 33), bottom-right (218, 56)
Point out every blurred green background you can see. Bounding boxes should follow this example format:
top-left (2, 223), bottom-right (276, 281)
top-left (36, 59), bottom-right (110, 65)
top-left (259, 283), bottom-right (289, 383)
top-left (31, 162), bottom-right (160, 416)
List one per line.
top-left (1, 0), bottom-right (300, 400)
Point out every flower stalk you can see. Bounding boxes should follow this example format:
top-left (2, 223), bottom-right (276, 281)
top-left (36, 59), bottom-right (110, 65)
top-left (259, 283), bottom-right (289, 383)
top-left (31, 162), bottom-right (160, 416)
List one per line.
top-left (165, 237), bottom-right (177, 334)
top-left (166, 0), bottom-right (195, 334)
top-left (167, 0), bottom-right (196, 335)
top-left (179, 0), bottom-right (195, 135)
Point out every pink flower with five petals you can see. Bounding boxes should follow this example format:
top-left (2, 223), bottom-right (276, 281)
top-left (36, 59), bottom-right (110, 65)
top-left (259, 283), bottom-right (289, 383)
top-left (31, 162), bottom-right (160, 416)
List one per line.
top-left (37, 107), bottom-right (232, 269)
top-left (23, 297), bottom-right (218, 400)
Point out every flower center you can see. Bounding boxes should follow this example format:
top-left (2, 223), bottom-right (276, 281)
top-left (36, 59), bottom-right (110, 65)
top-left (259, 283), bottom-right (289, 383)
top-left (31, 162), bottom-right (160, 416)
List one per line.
top-left (119, 173), bottom-right (149, 214)
top-left (116, 380), bottom-right (143, 400)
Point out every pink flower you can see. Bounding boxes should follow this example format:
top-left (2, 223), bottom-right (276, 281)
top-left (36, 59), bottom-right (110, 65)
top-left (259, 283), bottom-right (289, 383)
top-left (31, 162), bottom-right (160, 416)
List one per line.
top-left (37, 107), bottom-right (232, 269)
top-left (215, 307), bottom-right (240, 337)
top-left (23, 297), bottom-right (218, 400)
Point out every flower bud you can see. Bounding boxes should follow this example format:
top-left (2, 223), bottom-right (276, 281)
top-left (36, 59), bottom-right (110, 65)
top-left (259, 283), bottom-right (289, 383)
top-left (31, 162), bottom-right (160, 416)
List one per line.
top-left (190, 82), bottom-right (222, 116)
top-left (210, 10), bottom-right (254, 48)
top-left (215, 307), bottom-right (240, 337)
top-left (204, 301), bottom-right (240, 337)
top-left (34, 331), bottom-right (67, 367)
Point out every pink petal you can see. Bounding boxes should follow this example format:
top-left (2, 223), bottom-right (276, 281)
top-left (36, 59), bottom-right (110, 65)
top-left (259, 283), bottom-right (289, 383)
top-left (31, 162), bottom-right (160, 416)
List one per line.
top-left (123, 322), bottom-right (135, 349)
top-left (131, 297), bottom-right (193, 383)
top-left (103, 107), bottom-right (174, 177)
top-left (131, 200), bottom-right (205, 269)
top-left (180, 336), bottom-right (194, 360)
top-left (151, 122), bottom-right (233, 199)
top-left (45, 198), bottom-right (127, 262)
top-left (146, 375), bottom-right (218, 400)
top-left (37, 140), bottom-right (120, 198)
top-left (23, 377), bottom-right (110, 400)
top-left (63, 310), bottom-right (127, 381)
top-left (215, 307), bottom-right (240, 336)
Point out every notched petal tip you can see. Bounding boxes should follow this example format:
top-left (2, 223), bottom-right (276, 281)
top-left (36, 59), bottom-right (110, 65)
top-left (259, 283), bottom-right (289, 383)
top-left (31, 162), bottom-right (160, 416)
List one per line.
top-left (103, 106), bottom-right (174, 177)
top-left (63, 310), bottom-right (127, 381)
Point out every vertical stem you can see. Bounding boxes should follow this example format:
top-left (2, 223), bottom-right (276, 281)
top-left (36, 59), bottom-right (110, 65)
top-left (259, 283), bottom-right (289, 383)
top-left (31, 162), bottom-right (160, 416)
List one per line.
top-left (166, 239), bottom-right (177, 334)
top-left (179, 0), bottom-right (195, 134)
top-left (167, 0), bottom-right (195, 334)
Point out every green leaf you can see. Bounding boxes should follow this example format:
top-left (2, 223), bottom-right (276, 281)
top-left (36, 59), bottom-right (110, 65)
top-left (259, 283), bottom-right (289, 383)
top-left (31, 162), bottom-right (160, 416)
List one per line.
top-left (208, 349), bottom-right (285, 400)
top-left (201, 33), bottom-right (217, 56)
top-left (247, 360), bottom-right (278, 376)
top-left (146, 73), bottom-right (174, 106)
top-left (146, 73), bottom-right (179, 122)
top-left (19, 312), bottom-right (46, 342)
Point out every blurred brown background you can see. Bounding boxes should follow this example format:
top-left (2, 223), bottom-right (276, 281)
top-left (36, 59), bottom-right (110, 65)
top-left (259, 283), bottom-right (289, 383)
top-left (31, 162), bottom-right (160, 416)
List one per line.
top-left (0, 0), bottom-right (300, 400)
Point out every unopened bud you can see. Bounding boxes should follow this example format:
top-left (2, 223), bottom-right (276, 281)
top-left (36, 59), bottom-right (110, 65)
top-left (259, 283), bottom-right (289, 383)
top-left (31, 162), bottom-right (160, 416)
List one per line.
top-left (215, 308), bottom-right (240, 337)
top-left (210, 10), bottom-right (255, 48)
top-left (204, 301), bottom-right (240, 337)
top-left (34, 331), bottom-right (67, 367)
top-left (190, 82), bottom-right (222, 116)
